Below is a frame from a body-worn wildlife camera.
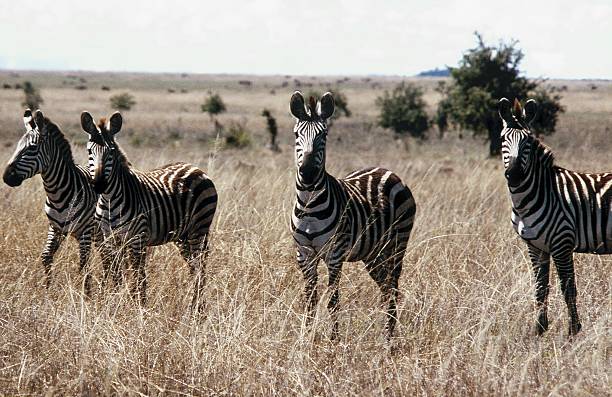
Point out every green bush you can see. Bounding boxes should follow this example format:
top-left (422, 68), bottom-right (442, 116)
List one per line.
top-left (436, 32), bottom-right (564, 155)
top-left (201, 93), bottom-right (226, 120)
top-left (22, 81), bottom-right (43, 110)
top-left (110, 92), bottom-right (136, 110)
top-left (375, 82), bottom-right (429, 138)
top-left (224, 121), bottom-right (251, 149)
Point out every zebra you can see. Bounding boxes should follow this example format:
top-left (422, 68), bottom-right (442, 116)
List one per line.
top-left (3, 109), bottom-right (106, 294)
top-left (290, 91), bottom-right (417, 339)
top-left (499, 97), bottom-right (611, 336)
top-left (80, 111), bottom-right (218, 309)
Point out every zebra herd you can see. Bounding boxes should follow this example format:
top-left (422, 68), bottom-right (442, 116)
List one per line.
top-left (2, 92), bottom-right (610, 339)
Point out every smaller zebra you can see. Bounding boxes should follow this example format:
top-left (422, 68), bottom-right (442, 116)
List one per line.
top-left (3, 109), bottom-right (107, 294)
top-left (499, 98), bottom-right (611, 336)
top-left (290, 91), bottom-right (416, 339)
top-left (81, 111), bottom-right (218, 309)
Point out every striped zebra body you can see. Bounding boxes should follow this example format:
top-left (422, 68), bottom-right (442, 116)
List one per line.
top-left (499, 98), bottom-right (611, 336)
top-left (293, 167), bottom-right (415, 262)
top-left (81, 112), bottom-right (217, 308)
top-left (3, 109), bottom-right (104, 294)
top-left (290, 92), bottom-right (416, 338)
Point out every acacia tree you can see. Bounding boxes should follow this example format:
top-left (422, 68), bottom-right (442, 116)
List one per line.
top-left (436, 32), bottom-right (564, 156)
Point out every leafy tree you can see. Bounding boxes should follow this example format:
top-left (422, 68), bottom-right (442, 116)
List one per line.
top-left (201, 92), bottom-right (226, 121)
top-left (22, 81), bottom-right (43, 110)
top-left (110, 92), bottom-right (136, 110)
top-left (376, 82), bottom-right (429, 138)
top-left (436, 32), bottom-right (564, 155)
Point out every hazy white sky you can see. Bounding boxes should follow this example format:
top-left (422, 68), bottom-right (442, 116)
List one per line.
top-left (1, 0), bottom-right (611, 78)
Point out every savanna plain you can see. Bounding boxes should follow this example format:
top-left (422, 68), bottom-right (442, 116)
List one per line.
top-left (0, 71), bottom-right (610, 396)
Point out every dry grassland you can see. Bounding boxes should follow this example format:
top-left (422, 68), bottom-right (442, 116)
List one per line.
top-left (0, 71), bottom-right (610, 395)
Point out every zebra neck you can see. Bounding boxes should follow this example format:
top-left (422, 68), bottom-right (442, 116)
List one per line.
top-left (508, 157), bottom-right (556, 215)
top-left (295, 172), bottom-right (332, 208)
top-left (99, 150), bottom-right (137, 201)
top-left (40, 142), bottom-right (80, 202)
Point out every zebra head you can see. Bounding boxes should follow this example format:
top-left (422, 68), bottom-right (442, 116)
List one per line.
top-left (498, 98), bottom-right (538, 187)
top-left (3, 109), bottom-right (50, 187)
top-left (81, 111), bottom-right (122, 194)
top-left (290, 91), bottom-right (335, 186)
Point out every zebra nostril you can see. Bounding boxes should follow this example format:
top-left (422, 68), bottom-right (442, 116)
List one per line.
top-left (505, 165), bottom-right (523, 186)
top-left (3, 167), bottom-right (22, 187)
top-left (299, 164), bottom-right (317, 181)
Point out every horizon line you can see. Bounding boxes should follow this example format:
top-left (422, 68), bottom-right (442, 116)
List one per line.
top-left (1, 67), bottom-right (610, 82)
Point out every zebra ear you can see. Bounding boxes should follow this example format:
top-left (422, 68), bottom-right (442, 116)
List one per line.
top-left (290, 91), bottom-right (308, 120)
top-left (318, 92), bottom-right (335, 120)
top-left (81, 111), bottom-right (98, 136)
top-left (108, 112), bottom-right (122, 136)
top-left (34, 110), bottom-right (47, 136)
top-left (498, 98), bottom-right (512, 124)
top-left (524, 99), bottom-right (537, 125)
top-left (23, 109), bottom-right (33, 129)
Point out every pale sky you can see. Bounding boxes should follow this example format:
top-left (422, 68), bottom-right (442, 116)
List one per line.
top-left (1, 0), bottom-right (611, 79)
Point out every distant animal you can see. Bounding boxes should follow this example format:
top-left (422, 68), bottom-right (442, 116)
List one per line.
top-left (81, 111), bottom-right (217, 309)
top-left (499, 98), bottom-right (612, 337)
top-left (3, 109), bottom-right (108, 294)
top-left (290, 91), bottom-right (416, 339)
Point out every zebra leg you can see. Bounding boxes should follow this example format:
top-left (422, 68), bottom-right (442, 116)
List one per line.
top-left (385, 251), bottom-right (404, 339)
top-left (128, 241), bottom-right (148, 306)
top-left (297, 247), bottom-right (318, 324)
top-left (94, 229), bottom-right (119, 289)
top-left (77, 231), bottom-right (93, 297)
top-left (366, 245), bottom-right (404, 340)
top-left (178, 237), bottom-right (209, 314)
top-left (552, 250), bottom-right (582, 336)
top-left (325, 260), bottom-right (343, 339)
top-left (40, 226), bottom-right (64, 288)
top-left (527, 244), bottom-right (551, 335)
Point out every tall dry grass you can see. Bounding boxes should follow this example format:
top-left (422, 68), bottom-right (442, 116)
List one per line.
top-left (0, 72), bottom-right (610, 395)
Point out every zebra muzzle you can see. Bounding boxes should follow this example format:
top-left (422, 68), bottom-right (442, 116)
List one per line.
top-left (90, 174), bottom-right (107, 194)
top-left (2, 166), bottom-right (23, 187)
top-left (504, 163), bottom-right (524, 186)
top-left (299, 163), bottom-right (318, 184)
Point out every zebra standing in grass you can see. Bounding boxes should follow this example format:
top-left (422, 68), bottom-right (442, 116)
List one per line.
top-left (499, 98), bottom-right (611, 336)
top-left (290, 91), bottom-right (416, 339)
top-left (3, 109), bottom-right (106, 294)
top-left (80, 111), bottom-right (217, 309)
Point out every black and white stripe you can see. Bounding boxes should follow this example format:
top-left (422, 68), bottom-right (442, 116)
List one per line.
top-left (499, 98), bottom-right (612, 336)
top-left (3, 109), bottom-right (105, 294)
top-left (81, 111), bottom-right (217, 309)
top-left (289, 92), bottom-right (416, 338)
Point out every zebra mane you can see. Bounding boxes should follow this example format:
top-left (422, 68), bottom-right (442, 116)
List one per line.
top-left (44, 118), bottom-right (75, 164)
top-left (533, 136), bottom-right (555, 168)
top-left (111, 140), bottom-right (132, 167)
